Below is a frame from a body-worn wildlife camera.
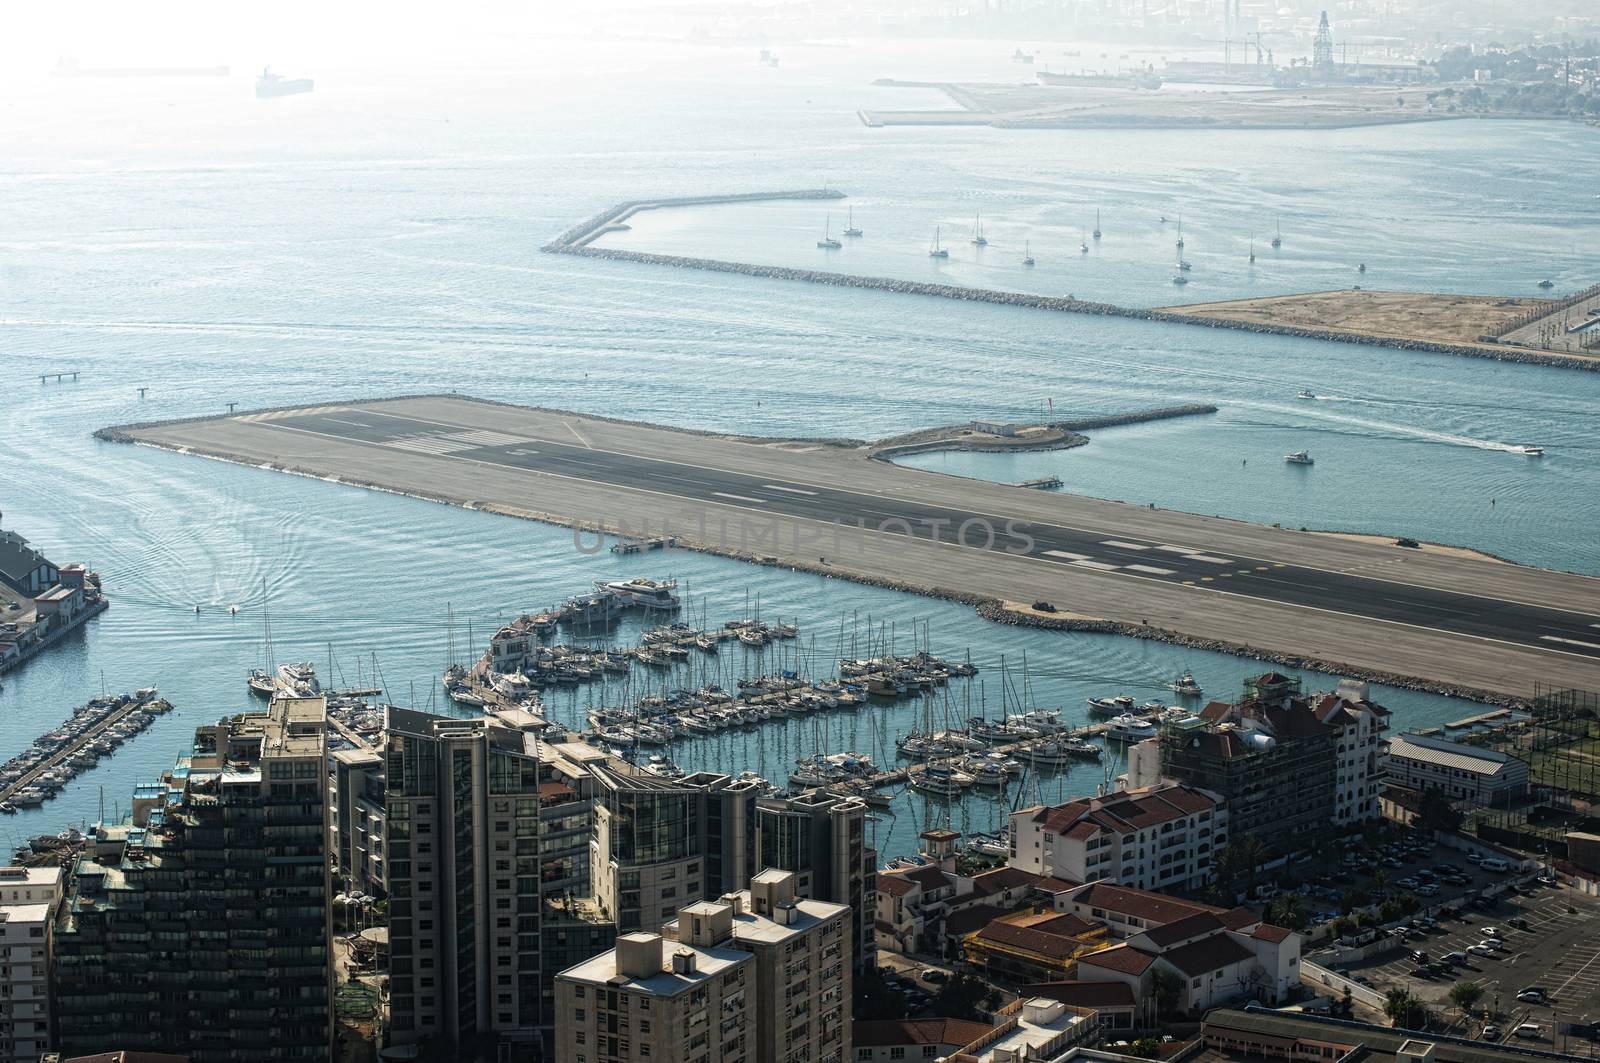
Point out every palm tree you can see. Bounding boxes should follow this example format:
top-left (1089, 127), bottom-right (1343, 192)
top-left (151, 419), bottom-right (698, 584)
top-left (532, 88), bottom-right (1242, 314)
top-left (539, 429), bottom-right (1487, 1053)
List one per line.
top-left (1371, 868), bottom-right (1391, 898)
top-left (1268, 892), bottom-right (1307, 931)
top-left (1238, 835), bottom-right (1268, 889)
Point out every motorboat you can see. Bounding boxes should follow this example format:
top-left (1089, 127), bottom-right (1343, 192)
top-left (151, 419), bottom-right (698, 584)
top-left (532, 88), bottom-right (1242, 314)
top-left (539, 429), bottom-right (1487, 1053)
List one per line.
top-left (1008, 709), bottom-right (1069, 734)
top-left (1018, 741), bottom-right (1071, 767)
top-left (1087, 694), bottom-right (1136, 716)
top-left (1062, 736), bottom-right (1102, 759)
top-left (1517, 445), bottom-right (1546, 457)
top-left (1104, 715), bottom-right (1159, 743)
top-left (1171, 274), bottom-right (1189, 285)
top-left (447, 683), bottom-right (486, 707)
top-left (595, 577), bottom-right (680, 610)
top-left (910, 765), bottom-right (972, 796)
top-left (960, 752), bottom-right (1021, 787)
top-left (1297, 390), bottom-right (1316, 400)
top-left (1167, 671), bottom-right (1203, 698)
top-left (1285, 451), bottom-right (1314, 465)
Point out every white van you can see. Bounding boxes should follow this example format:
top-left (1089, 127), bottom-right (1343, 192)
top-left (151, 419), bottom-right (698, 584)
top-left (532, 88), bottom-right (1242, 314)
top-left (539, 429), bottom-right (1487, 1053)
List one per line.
top-left (1480, 857), bottom-right (1511, 872)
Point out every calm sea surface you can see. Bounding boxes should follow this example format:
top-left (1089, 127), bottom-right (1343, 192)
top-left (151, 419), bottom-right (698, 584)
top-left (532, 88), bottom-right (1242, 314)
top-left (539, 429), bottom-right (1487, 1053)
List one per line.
top-left (2, 31), bottom-right (1597, 859)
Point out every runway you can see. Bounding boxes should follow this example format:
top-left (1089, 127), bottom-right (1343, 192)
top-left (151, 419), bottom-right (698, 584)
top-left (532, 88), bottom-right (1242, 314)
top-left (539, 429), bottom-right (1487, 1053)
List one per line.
top-left (105, 396), bottom-right (1600, 697)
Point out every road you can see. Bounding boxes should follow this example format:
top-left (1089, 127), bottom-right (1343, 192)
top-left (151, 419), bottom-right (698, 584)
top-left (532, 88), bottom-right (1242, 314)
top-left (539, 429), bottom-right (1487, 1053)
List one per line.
top-left (107, 396), bottom-right (1600, 697)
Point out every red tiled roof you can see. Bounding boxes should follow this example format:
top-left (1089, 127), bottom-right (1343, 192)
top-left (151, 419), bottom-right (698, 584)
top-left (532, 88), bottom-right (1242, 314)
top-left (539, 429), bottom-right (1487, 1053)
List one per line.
top-left (1251, 923), bottom-right (1293, 943)
top-left (876, 874), bottom-right (917, 898)
top-left (970, 866), bottom-right (1045, 896)
top-left (1199, 701), bottom-right (1234, 722)
top-left (1034, 785), bottom-right (1215, 837)
top-left (853, 1019), bottom-right (994, 1049)
top-left (1218, 907), bottom-right (1260, 931)
top-left (1139, 911), bottom-right (1225, 948)
top-left (945, 903), bottom-right (1009, 937)
top-left (1079, 944), bottom-right (1157, 975)
top-left (1022, 981), bottom-right (1139, 1009)
top-left (1011, 911), bottom-right (1098, 937)
top-left (902, 865), bottom-right (951, 890)
top-left (1067, 882), bottom-right (1226, 925)
top-left (1159, 932), bottom-right (1256, 977)
top-left (973, 921), bottom-right (1089, 961)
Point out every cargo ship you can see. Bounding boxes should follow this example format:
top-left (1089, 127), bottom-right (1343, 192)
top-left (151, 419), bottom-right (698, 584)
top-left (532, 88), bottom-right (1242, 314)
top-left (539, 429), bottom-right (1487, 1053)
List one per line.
top-left (256, 68), bottom-right (314, 98)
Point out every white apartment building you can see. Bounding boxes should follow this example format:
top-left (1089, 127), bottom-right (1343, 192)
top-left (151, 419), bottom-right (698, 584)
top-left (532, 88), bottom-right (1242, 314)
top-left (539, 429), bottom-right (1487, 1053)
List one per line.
top-left (1008, 783), bottom-right (1226, 892)
top-left (0, 866), bottom-right (63, 1063)
top-left (1313, 679), bottom-right (1390, 826)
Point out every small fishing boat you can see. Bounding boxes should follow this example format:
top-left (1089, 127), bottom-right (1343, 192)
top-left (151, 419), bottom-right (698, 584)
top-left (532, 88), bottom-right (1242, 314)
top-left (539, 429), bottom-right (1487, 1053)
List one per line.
top-left (1167, 671), bottom-right (1203, 698)
top-left (1285, 450), bottom-right (1314, 465)
top-left (1297, 389), bottom-right (1316, 400)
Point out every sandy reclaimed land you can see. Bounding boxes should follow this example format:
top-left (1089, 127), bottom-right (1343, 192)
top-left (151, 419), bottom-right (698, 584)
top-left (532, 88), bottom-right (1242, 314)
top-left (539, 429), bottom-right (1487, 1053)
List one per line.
top-left (1155, 288), bottom-right (1599, 358)
top-left (1308, 530), bottom-right (1508, 565)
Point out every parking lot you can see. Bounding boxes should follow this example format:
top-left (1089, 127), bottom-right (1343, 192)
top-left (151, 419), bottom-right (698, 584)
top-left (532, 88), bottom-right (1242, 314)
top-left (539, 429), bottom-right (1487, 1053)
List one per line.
top-left (1338, 876), bottom-right (1600, 1051)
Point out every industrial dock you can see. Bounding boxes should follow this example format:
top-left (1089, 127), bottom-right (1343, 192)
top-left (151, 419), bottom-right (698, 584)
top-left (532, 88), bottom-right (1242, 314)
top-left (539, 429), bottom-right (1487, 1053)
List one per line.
top-left (99, 395), bottom-right (1600, 699)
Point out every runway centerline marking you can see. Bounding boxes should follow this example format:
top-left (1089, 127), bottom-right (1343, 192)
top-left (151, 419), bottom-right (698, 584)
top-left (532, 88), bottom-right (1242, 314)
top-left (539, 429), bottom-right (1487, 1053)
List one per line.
top-left (712, 492), bottom-right (767, 504)
top-left (1543, 636), bottom-right (1600, 650)
top-left (764, 484), bottom-right (818, 496)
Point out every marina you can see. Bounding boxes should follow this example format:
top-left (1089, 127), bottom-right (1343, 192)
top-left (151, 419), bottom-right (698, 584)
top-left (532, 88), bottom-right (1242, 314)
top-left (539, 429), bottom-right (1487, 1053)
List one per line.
top-left (0, 689), bottom-right (172, 812)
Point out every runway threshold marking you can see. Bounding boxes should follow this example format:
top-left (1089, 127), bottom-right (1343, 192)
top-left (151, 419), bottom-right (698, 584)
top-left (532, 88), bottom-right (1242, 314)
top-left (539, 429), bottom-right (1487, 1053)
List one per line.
top-left (1543, 636), bottom-right (1600, 651)
top-left (1100, 540), bottom-right (1149, 551)
top-left (1126, 564), bottom-right (1177, 576)
top-left (1043, 550), bottom-right (1092, 561)
top-left (1071, 560), bottom-right (1120, 571)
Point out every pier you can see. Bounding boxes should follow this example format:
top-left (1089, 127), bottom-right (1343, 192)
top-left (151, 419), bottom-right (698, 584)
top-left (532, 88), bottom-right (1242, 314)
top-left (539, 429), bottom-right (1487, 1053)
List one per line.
top-left (1017, 477), bottom-right (1063, 490)
top-left (1, 694), bottom-right (167, 807)
top-left (97, 396), bottom-right (1600, 699)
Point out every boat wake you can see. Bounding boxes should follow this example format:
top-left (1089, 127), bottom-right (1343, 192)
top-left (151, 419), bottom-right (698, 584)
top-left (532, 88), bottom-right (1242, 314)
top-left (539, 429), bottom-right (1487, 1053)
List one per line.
top-left (1239, 400), bottom-right (1530, 454)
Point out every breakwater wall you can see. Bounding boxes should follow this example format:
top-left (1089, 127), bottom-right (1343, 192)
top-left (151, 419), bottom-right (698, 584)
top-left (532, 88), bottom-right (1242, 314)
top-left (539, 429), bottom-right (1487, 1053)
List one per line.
top-left (546, 213), bottom-right (1599, 372)
top-left (868, 404), bottom-right (1217, 461)
top-left (545, 188), bottom-right (845, 251)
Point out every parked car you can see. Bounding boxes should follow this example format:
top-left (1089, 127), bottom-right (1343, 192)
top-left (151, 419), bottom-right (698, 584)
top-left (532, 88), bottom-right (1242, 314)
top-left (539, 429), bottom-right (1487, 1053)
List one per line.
top-left (1411, 949), bottom-right (1430, 962)
top-left (1514, 1023), bottom-right (1541, 1039)
top-left (1444, 951), bottom-right (1470, 965)
top-left (1417, 884), bottom-right (1440, 897)
top-left (1468, 944), bottom-right (1497, 957)
top-left (1509, 917), bottom-right (1530, 930)
top-left (920, 969), bottom-right (948, 984)
top-left (1482, 927), bottom-right (1500, 937)
top-left (1481, 937), bottom-right (1505, 950)
top-left (1482, 1025), bottom-right (1502, 1040)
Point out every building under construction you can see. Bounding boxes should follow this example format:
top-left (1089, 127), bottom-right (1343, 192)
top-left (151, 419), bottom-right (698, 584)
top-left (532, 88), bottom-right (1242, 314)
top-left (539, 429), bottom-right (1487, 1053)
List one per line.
top-left (1156, 673), bottom-right (1339, 860)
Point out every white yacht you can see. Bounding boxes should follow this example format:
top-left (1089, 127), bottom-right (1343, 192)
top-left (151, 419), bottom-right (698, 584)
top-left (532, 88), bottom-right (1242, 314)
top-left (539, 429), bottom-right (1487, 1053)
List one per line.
top-left (1023, 241), bottom-right (1035, 267)
top-left (1167, 671), bottom-right (1203, 698)
top-left (1171, 274), bottom-right (1189, 285)
top-left (1104, 715), bottom-right (1158, 743)
top-left (1285, 451), bottom-right (1314, 465)
top-left (1092, 210), bottom-right (1102, 239)
top-left (843, 206), bottom-right (863, 238)
top-left (596, 577), bottom-right (681, 610)
top-left (970, 214), bottom-right (987, 247)
top-left (1086, 694), bottom-right (1136, 716)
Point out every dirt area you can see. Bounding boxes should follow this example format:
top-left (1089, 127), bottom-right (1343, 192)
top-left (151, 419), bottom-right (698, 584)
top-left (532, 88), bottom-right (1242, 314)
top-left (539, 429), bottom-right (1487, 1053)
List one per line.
top-left (998, 599), bottom-right (1105, 622)
top-left (1158, 289), bottom-right (1554, 351)
top-left (1308, 531), bottom-right (1508, 565)
top-left (865, 82), bottom-right (1488, 130)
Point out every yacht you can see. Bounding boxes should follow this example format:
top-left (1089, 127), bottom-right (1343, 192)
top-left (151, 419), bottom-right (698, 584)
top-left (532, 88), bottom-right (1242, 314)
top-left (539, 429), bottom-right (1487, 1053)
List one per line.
top-left (910, 765), bottom-right (972, 797)
top-left (1167, 671), bottom-right (1203, 698)
top-left (1537, 279), bottom-right (1555, 289)
top-left (1171, 274), bottom-right (1189, 285)
top-left (929, 227), bottom-right (949, 259)
top-left (1080, 231), bottom-right (1089, 254)
top-left (447, 683), bottom-right (487, 707)
top-left (1285, 451), bottom-right (1314, 465)
top-left (247, 668), bottom-right (276, 698)
top-left (970, 215), bottom-right (987, 247)
top-left (1176, 217), bottom-right (1185, 250)
top-left (1104, 715), bottom-right (1158, 743)
top-left (1023, 241), bottom-right (1035, 267)
top-left (1008, 708), bottom-right (1069, 734)
top-left (595, 577), bottom-right (680, 610)
top-left (1249, 239), bottom-right (1256, 264)
top-left (817, 215), bottom-right (842, 250)
top-left (1176, 259), bottom-right (1192, 271)
top-left (960, 752), bottom-right (1021, 787)
top-left (1092, 211), bottom-right (1102, 240)
top-left (1086, 694), bottom-right (1136, 716)
top-left (1296, 389), bottom-right (1316, 400)
top-left (1271, 218), bottom-right (1282, 248)
top-left (1063, 736), bottom-right (1102, 759)
top-left (843, 207), bottom-right (863, 238)
top-left (1018, 741), bottom-right (1071, 767)
top-left (1358, 263), bottom-right (1367, 274)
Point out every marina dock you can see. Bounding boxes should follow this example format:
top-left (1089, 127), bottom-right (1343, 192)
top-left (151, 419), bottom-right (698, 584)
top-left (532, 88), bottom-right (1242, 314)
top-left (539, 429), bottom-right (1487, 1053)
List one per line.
top-left (98, 396), bottom-right (1600, 698)
top-left (1, 692), bottom-right (171, 808)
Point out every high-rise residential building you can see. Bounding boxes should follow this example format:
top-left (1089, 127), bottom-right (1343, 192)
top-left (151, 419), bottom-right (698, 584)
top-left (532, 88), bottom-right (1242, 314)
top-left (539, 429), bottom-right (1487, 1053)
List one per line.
top-left (0, 865), bottom-right (62, 1063)
top-left (1142, 673), bottom-right (1358, 857)
top-left (554, 930), bottom-right (754, 1063)
top-left (752, 791), bottom-right (873, 969)
top-left (553, 869), bottom-right (851, 1063)
top-left (328, 744), bottom-right (387, 898)
top-left (52, 695), bottom-right (334, 1063)
top-left (668, 871), bottom-right (852, 1063)
top-left (381, 706), bottom-right (544, 1062)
